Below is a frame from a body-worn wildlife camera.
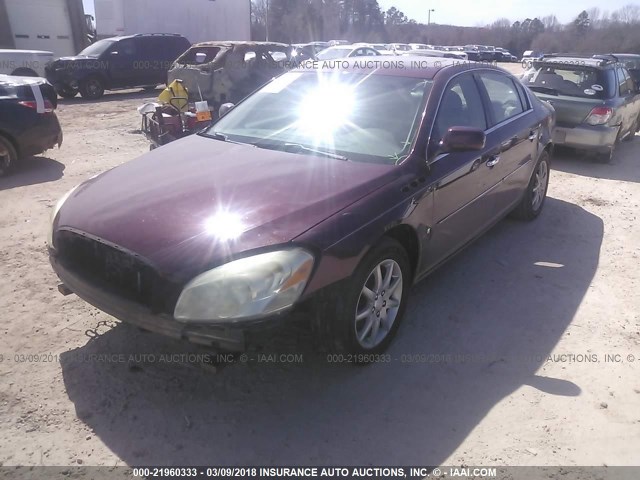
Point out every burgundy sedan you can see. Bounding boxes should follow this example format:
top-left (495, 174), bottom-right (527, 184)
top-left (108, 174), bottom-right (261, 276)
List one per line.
top-left (49, 58), bottom-right (555, 355)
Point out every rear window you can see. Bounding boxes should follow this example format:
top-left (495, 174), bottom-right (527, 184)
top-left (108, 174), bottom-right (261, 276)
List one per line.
top-left (522, 64), bottom-right (613, 99)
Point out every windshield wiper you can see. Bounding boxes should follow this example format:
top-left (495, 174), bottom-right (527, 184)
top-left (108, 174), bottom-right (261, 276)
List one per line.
top-left (204, 131), bottom-right (250, 145)
top-left (208, 132), bottom-right (230, 142)
top-left (528, 85), bottom-right (559, 96)
top-left (253, 141), bottom-right (349, 161)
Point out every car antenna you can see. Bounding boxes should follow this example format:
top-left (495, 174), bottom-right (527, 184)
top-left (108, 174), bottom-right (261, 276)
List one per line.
top-left (197, 82), bottom-right (204, 102)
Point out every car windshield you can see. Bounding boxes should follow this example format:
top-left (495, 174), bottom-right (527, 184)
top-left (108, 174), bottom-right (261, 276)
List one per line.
top-left (522, 64), bottom-right (610, 99)
top-left (316, 48), bottom-right (351, 60)
top-left (78, 39), bottom-right (116, 57)
top-left (204, 71), bottom-right (432, 164)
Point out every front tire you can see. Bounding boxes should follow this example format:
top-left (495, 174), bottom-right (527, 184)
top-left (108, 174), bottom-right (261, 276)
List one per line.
top-left (79, 76), bottom-right (105, 100)
top-left (313, 238), bottom-right (411, 357)
top-left (511, 150), bottom-right (550, 221)
top-left (0, 135), bottom-right (18, 177)
top-left (56, 85), bottom-right (79, 99)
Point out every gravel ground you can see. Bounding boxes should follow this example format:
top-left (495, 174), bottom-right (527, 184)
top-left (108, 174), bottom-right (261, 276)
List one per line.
top-left (0, 65), bottom-right (639, 468)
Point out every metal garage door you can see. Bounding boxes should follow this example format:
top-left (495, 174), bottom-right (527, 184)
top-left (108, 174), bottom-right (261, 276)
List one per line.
top-left (5, 0), bottom-right (75, 56)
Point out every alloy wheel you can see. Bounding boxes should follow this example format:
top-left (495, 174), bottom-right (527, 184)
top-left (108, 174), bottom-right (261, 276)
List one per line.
top-left (354, 259), bottom-right (403, 349)
top-left (87, 80), bottom-right (101, 96)
top-left (532, 158), bottom-right (548, 211)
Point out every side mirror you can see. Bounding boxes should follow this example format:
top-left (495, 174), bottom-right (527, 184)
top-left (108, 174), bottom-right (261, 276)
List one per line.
top-left (440, 126), bottom-right (486, 152)
top-left (219, 103), bottom-right (235, 118)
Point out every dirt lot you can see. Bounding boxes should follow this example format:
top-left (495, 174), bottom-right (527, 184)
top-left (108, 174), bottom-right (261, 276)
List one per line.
top-left (0, 65), bottom-right (639, 468)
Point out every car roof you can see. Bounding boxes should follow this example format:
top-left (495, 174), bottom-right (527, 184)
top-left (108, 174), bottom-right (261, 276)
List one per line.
top-left (539, 56), bottom-right (613, 68)
top-left (189, 40), bottom-right (290, 49)
top-left (0, 49), bottom-right (53, 55)
top-left (109, 33), bottom-right (187, 42)
top-left (611, 53), bottom-right (640, 60)
top-left (322, 45), bottom-right (358, 51)
top-left (296, 56), bottom-right (502, 79)
top-left (0, 74), bottom-right (48, 87)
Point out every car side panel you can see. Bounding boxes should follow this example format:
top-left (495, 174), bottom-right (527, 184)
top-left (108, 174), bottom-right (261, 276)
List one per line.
top-left (473, 72), bottom-right (539, 212)
top-left (297, 165), bottom-right (427, 294)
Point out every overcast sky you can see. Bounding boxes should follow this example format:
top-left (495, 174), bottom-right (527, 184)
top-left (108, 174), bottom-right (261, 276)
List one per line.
top-left (377, 0), bottom-right (633, 27)
top-left (83, 0), bottom-right (94, 16)
top-left (83, 0), bottom-right (633, 28)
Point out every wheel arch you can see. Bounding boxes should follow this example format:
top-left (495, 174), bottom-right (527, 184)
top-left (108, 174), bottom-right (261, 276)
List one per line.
top-left (11, 68), bottom-right (38, 77)
top-left (381, 224), bottom-right (421, 279)
top-left (0, 130), bottom-right (20, 157)
top-left (81, 72), bottom-right (110, 89)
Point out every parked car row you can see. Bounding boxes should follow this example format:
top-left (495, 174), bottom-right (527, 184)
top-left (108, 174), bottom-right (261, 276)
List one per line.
top-left (297, 42), bottom-right (516, 62)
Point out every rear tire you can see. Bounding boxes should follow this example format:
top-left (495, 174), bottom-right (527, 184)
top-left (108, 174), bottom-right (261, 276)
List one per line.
top-left (596, 148), bottom-right (614, 163)
top-left (79, 76), bottom-right (105, 100)
top-left (312, 238), bottom-right (411, 358)
top-left (11, 68), bottom-right (38, 77)
top-left (596, 127), bottom-right (621, 162)
top-left (511, 150), bottom-right (550, 221)
top-left (0, 135), bottom-right (18, 177)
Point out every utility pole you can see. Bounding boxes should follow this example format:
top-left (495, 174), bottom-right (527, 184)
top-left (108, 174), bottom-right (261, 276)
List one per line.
top-left (265, 0), bottom-right (270, 41)
top-left (427, 8), bottom-right (435, 44)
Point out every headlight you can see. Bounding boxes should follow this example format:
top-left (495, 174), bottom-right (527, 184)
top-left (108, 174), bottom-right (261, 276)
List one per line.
top-left (47, 185), bottom-right (78, 249)
top-left (174, 248), bottom-right (314, 323)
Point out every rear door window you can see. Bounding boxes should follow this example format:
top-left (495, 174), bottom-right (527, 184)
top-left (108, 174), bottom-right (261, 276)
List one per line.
top-left (477, 72), bottom-right (525, 125)
top-left (617, 67), bottom-right (631, 96)
top-left (116, 39), bottom-right (136, 57)
top-left (138, 38), bottom-right (160, 60)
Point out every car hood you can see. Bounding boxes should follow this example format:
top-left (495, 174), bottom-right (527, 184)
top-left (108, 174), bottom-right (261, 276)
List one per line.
top-left (56, 135), bottom-right (395, 280)
top-left (56, 55), bottom-right (94, 61)
top-left (51, 56), bottom-right (97, 66)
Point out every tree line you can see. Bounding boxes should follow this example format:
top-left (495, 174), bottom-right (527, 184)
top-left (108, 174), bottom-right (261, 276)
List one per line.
top-left (250, 1), bottom-right (640, 56)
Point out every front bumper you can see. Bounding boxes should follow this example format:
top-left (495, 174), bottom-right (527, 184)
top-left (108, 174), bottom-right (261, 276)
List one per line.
top-left (45, 66), bottom-right (80, 91)
top-left (552, 124), bottom-right (619, 153)
top-left (49, 252), bottom-right (290, 351)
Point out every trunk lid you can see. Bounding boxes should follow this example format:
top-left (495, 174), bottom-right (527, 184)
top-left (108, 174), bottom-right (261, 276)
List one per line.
top-left (530, 93), bottom-right (604, 127)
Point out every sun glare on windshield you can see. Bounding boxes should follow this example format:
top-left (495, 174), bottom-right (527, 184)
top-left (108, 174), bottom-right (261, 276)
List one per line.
top-left (296, 83), bottom-right (355, 141)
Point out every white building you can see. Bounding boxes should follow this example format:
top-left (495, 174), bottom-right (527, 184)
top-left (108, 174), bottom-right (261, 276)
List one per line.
top-left (94, 0), bottom-right (251, 44)
top-left (0, 0), bottom-right (87, 57)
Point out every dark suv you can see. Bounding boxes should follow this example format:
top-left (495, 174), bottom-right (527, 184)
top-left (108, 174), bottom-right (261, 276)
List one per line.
top-left (45, 34), bottom-right (191, 100)
top-left (522, 54), bottom-right (640, 162)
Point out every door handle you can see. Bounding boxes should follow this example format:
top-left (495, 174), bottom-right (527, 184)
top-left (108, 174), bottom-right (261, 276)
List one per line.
top-left (528, 129), bottom-right (539, 141)
top-left (486, 155), bottom-right (500, 167)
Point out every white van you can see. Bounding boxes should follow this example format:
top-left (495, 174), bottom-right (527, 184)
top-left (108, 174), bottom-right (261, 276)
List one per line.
top-left (0, 50), bottom-right (54, 77)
